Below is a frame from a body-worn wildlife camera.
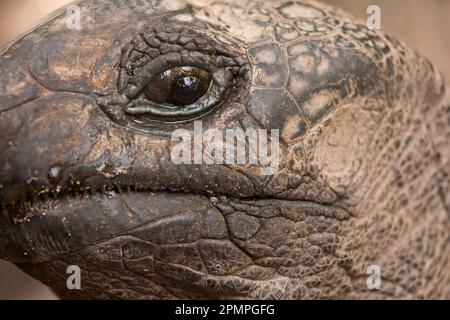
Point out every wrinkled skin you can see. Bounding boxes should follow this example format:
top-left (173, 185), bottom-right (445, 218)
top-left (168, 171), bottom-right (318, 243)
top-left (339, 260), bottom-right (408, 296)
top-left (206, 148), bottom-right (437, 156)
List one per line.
top-left (0, 0), bottom-right (449, 299)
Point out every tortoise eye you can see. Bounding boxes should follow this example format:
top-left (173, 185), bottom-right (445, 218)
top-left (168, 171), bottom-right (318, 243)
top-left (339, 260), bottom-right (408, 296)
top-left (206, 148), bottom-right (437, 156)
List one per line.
top-left (144, 66), bottom-right (211, 106)
top-left (124, 63), bottom-right (233, 124)
top-left (173, 76), bottom-right (203, 105)
top-left (112, 31), bottom-right (250, 125)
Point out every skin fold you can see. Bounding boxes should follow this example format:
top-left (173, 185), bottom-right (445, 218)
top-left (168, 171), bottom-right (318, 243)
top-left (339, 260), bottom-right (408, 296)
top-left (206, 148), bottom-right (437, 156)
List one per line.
top-left (0, 0), bottom-right (449, 299)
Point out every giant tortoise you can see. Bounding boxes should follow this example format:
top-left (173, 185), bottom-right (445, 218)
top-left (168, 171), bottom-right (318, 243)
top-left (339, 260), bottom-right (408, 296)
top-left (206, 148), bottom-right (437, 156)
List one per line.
top-left (0, 0), bottom-right (449, 299)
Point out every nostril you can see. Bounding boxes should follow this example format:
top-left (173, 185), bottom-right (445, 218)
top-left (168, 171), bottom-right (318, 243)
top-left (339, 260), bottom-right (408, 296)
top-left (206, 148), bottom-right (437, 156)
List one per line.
top-left (48, 165), bottom-right (64, 184)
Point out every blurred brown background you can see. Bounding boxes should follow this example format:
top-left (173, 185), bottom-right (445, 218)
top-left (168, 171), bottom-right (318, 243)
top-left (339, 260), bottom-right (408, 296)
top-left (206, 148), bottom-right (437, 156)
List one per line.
top-left (0, 0), bottom-right (449, 300)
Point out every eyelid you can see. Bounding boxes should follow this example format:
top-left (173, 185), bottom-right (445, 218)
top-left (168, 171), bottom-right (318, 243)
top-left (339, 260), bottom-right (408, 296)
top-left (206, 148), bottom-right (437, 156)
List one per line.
top-left (122, 51), bottom-right (220, 99)
top-left (124, 68), bottom-right (233, 123)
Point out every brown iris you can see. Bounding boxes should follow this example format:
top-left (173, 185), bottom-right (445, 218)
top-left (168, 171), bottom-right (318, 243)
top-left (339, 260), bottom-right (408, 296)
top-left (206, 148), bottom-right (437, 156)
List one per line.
top-left (144, 66), bottom-right (211, 106)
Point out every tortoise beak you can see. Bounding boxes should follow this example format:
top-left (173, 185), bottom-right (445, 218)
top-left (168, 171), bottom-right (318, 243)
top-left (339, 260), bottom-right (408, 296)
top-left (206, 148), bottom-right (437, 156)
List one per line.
top-left (0, 51), bottom-right (99, 265)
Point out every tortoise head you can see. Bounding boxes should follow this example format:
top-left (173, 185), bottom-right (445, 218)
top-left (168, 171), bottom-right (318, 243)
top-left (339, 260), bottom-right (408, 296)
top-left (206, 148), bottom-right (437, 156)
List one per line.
top-left (0, 0), bottom-right (449, 299)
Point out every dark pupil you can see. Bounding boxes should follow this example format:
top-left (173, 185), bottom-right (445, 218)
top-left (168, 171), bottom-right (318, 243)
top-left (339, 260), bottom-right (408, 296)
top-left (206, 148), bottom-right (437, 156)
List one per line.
top-left (173, 76), bottom-right (201, 105)
top-left (143, 66), bottom-right (211, 106)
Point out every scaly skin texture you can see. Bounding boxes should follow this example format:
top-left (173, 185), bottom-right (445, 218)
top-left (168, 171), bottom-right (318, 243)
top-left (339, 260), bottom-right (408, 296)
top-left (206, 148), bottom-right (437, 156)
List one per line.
top-left (0, 0), bottom-right (449, 299)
